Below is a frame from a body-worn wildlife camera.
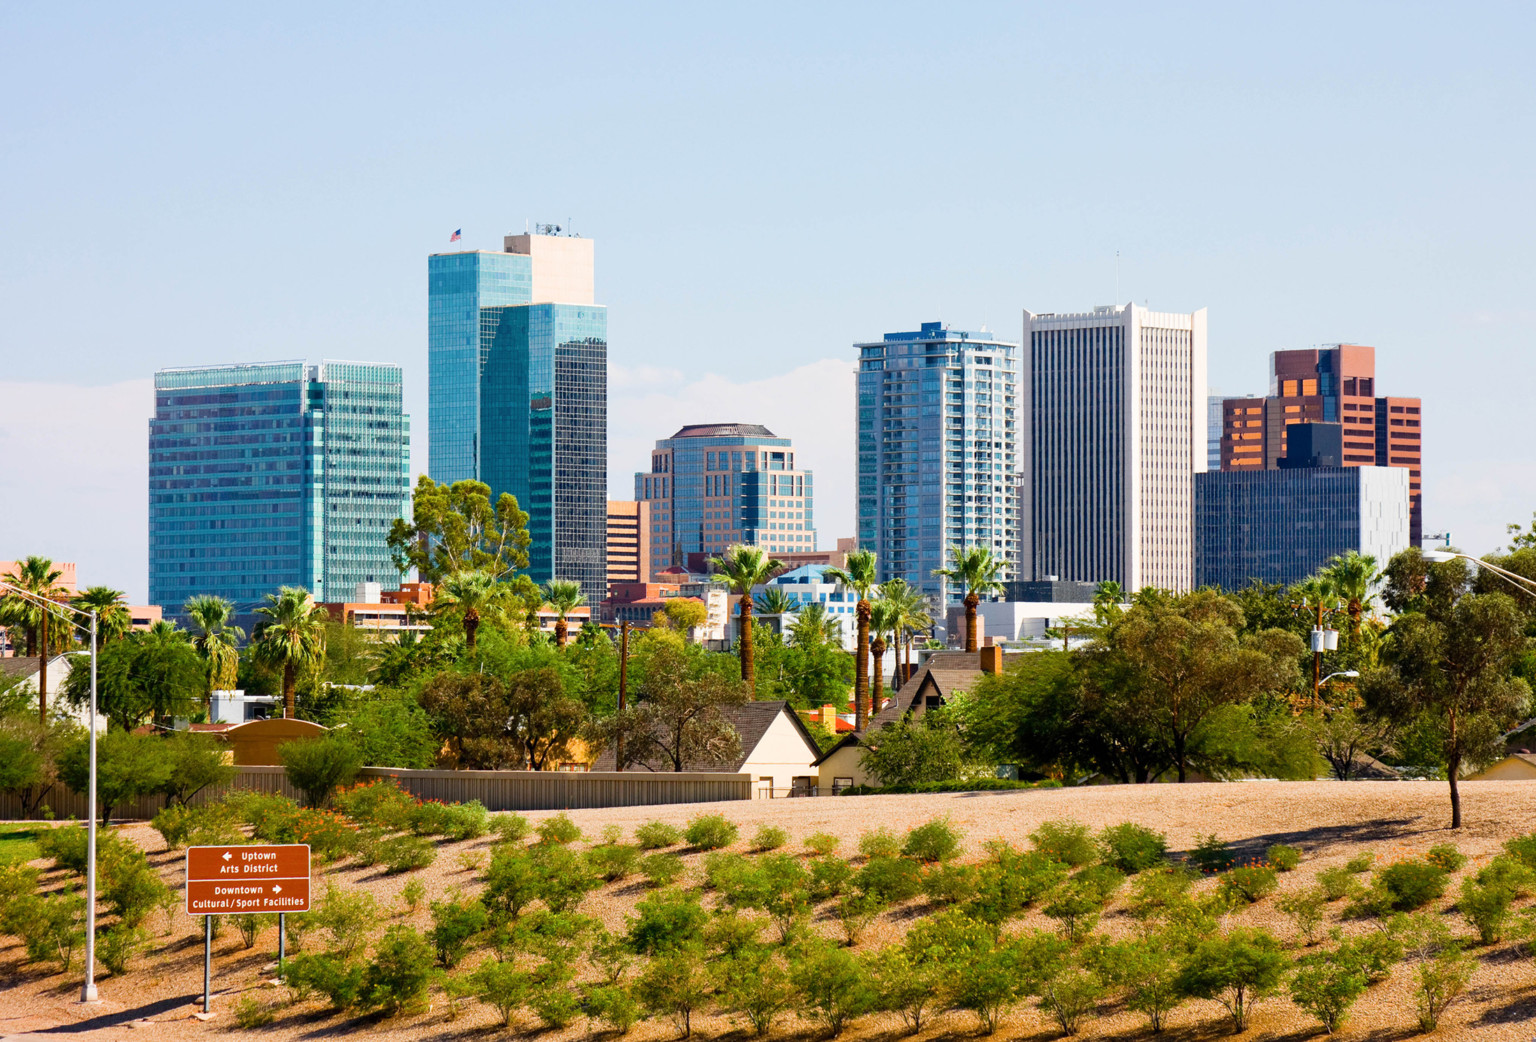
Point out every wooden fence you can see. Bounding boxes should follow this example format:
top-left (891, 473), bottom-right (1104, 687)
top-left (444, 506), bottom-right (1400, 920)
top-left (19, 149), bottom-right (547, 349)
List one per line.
top-left (0, 767), bottom-right (752, 821)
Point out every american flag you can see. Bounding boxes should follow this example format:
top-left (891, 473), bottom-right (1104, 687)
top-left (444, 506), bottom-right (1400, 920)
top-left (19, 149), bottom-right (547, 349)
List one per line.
top-left (449, 229), bottom-right (461, 242)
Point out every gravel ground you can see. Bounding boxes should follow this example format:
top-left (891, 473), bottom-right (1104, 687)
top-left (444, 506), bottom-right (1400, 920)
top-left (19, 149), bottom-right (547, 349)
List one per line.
top-left (4, 780), bottom-right (1536, 1041)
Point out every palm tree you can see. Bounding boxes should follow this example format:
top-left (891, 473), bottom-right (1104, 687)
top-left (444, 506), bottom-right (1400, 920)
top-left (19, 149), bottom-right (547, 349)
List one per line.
top-left (868, 599), bottom-right (899, 717)
top-left (879, 578), bottom-right (930, 688)
top-left (543, 578), bottom-right (586, 649)
top-left (1, 556), bottom-right (70, 725)
top-left (185, 594), bottom-right (245, 712)
top-left (710, 544), bottom-right (784, 685)
top-left (824, 549), bottom-right (879, 729)
top-left (435, 570), bottom-right (504, 651)
top-left (932, 545), bottom-right (1008, 653)
top-left (73, 586), bottom-right (131, 644)
top-left (253, 587), bottom-right (328, 719)
top-left (754, 586), bottom-right (795, 616)
top-left (1321, 551), bottom-right (1380, 639)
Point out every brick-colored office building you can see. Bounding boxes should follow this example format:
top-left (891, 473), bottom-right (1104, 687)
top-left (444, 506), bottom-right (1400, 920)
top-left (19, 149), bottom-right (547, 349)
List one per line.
top-left (1218, 345), bottom-right (1422, 542)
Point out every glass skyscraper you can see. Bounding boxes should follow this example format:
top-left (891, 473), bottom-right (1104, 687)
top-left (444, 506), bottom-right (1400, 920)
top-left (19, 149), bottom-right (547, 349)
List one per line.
top-left (428, 233), bottom-right (608, 604)
top-left (148, 361), bottom-right (410, 618)
top-left (856, 321), bottom-right (1018, 605)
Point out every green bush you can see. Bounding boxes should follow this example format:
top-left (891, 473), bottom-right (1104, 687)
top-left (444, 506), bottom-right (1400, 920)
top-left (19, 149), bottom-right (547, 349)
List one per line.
top-left (1266, 843), bottom-right (1302, 872)
top-left (1425, 842), bottom-right (1467, 874)
top-left (278, 733), bottom-right (364, 807)
top-left (640, 852), bottom-right (684, 888)
top-left (1175, 927), bottom-right (1287, 1033)
top-left (1031, 820), bottom-right (1096, 867)
top-left (379, 834), bottom-right (437, 874)
top-left (923, 862), bottom-right (978, 905)
top-left (1219, 864), bottom-right (1279, 904)
top-left (1098, 823), bottom-right (1168, 873)
top-left (588, 843), bottom-right (642, 882)
top-left (1316, 865), bottom-right (1359, 901)
top-left (1186, 833), bottom-right (1235, 874)
top-left (635, 820), bottom-right (682, 849)
top-left (430, 894), bottom-right (487, 967)
top-left (684, 813), bottom-right (738, 850)
top-left (285, 952), bottom-right (367, 1009)
top-left (1290, 951), bottom-right (1367, 1033)
top-left (363, 925), bottom-right (437, 1013)
top-left (536, 812), bottom-right (583, 846)
top-left (491, 813), bottom-right (532, 844)
top-left (857, 826), bottom-right (901, 860)
top-left (751, 824), bottom-right (789, 853)
top-left (804, 832), bottom-right (840, 856)
top-left (902, 817), bottom-right (962, 863)
top-left (855, 855), bottom-right (923, 903)
top-left (810, 855), bottom-right (853, 901)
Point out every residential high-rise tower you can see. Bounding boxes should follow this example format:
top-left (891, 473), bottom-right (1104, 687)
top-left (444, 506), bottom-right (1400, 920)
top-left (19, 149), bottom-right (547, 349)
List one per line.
top-left (856, 321), bottom-right (1018, 604)
top-left (1020, 304), bottom-right (1207, 592)
top-left (427, 231), bottom-right (608, 603)
top-left (148, 361), bottom-right (410, 618)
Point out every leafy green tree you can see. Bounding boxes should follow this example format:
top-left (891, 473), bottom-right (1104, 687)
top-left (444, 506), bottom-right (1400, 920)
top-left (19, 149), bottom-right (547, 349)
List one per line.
top-left (58, 730), bottom-right (172, 824)
top-left (542, 578), bottom-right (585, 649)
top-left (710, 544), bottom-right (784, 685)
top-left (253, 587), bottom-right (328, 719)
top-left (1, 556), bottom-right (73, 724)
top-left (73, 586), bottom-right (131, 644)
top-left (824, 549), bottom-right (879, 729)
top-left (183, 594), bottom-right (244, 710)
top-left (62, 626), bottom-right (204, 731)
top-left (434, 570), bottom-right (505, 652)
top-left (932, 544), bottom-right (1007, 653)
top-left (858, 707), bottom-right (968, 788)
top-left (387, 476), bottom-right (532, 583)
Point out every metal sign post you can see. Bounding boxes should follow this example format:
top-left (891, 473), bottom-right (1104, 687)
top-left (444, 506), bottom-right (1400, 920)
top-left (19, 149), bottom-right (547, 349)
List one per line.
top-left (186, 844), bottom-right (311, 1012)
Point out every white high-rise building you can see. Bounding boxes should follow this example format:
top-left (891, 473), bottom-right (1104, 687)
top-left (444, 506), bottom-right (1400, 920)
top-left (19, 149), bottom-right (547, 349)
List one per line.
top-left (1020, 304), bottom-right (1207, 592)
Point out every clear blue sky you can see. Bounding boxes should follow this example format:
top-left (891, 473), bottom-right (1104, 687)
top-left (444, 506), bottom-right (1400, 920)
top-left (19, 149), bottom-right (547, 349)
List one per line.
top-left (2, 2), bottom-right (1532, 601)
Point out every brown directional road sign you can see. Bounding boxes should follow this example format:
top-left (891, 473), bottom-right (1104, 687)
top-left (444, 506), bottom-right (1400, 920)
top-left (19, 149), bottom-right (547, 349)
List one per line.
top-left (185, 844), bottom-right (311, 915)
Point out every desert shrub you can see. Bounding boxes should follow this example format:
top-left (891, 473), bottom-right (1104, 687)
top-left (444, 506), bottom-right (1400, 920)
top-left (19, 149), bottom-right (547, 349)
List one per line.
top-left (1266, 843), bottom-right (1302, 872)
top-left (923, 862), bottom-right (978, 905)
top-left (1219, 864), bottom-right (1279, 904)
top-left (714, 949), bottom-right (794, 1036)
top-left (232, 995), bottom-right (276, 1028)
top-left (585, 983), bottom-right (640, 1034)
top-left (400, 877), bottom-right (426, 914)
top-left (641, 852), bottom-right (684, 888)
top-left (751, 824), bottom-right (789, 852)
top-left (1425, 842), bottom-right (1467, 874)
top-left (1355, 859), bottom-right (1449, 914)
top-left (627, 888), bottom-right (708, 955)
top-left (1175, 927), bottom-right (1286, 1032)
top-left (1290, 951), bottom-right (1367, 1033)
top-left (791, 941), bottom-right (879, 1036)
top-left (469, 958), bottom-right (526, 1025)
top-left (1459, 876), bottom-right (1516, 944)
top-left (314, 883), bottom-right (379, 957)
top-left (232, 912), bottom-right (273, 949)
top-left (588, 843), bottom-right (642, 882)
top-left (1037, 965), bottom-right (1107, 1036)
top-left (491, 813), bottom-right (532, 844)
top-left (684, 813), bottom-right (738, 850)
top-left (635, 820), bottom-right (682, 849)
top-left (430, 894), bottom-right (487, 967)
top-left (856, 856), bottom-right (923, 903)
top-left (95, 923), bottom-right (147, 976)
top-left (1031, 820), bottom-right (1096, 867)
top-left (1186, 833), bottom-right (1235, 874)
top-left (857, 826), bottom-right (901, 860)
top-left (1414, 948), bottom-right (1473, 1032)
top-left (379, 834), bottom-right (436, 874)
top-left (364, 925), bottom-right (437, 1013)
top-left (1098, 823), bottom-right (1168, 873)
top-left (1316, 866), bottom-right (1359, 901)
top-left (285, 952), bottom-right (366, 1009)
top-left (1344, 851), bottom-right (1376, 873)
top-left (810, 855), bottom-right (853, 900)
top-left (536, 812), bottom-right (583, 846)
top-left (279, 733), bottom-right (363, 807)
top-left (903, 817), bottom-right (962, 863)
top-left (636, 948), bottom-right (710, 1038)
top-left (805, 832), bottom-right (840, 856)
top-left (1278, 887), bottom-right (1329, 944)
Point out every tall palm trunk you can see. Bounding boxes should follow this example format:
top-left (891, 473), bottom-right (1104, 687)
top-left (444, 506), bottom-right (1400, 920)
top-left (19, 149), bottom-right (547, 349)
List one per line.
top-left (964, 592), bottom-right (980, 653)
top-left (871, 636), bottom-right (886, 715)
top-left (854, 599), bottom-right (871, 729)
top-left (739, 595), bottom-right (755, 685)
top-left (282, 661), bottom-right (296, 720)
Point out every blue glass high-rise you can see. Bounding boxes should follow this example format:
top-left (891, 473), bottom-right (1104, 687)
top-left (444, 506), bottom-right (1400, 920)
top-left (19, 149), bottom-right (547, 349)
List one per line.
top-left (427, 234), bottom-right (608, 604)
top-left (148, 361), bottom-right (410, 620)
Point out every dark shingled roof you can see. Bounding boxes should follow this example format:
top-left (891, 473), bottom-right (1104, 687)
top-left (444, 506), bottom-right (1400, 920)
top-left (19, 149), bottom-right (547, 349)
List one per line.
top-left (590, 699), bottom-right (820, 772)
top-left (669, 423), bottom-right (777, 440)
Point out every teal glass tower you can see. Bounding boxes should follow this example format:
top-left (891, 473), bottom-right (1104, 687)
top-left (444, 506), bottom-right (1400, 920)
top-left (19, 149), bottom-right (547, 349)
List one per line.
top-left (148, 361), bottom-right (411, 617)
top-left (428, 232), bottom-right (608, 603)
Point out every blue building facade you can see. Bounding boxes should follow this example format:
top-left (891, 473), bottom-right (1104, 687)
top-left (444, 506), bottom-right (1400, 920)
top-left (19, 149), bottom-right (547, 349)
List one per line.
top-left (148, 361), bottom-right (410, 618)
top-left (428, 238), bottom-right (608, 604)
top-left (856, 322), bottom-right (1018, 604)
